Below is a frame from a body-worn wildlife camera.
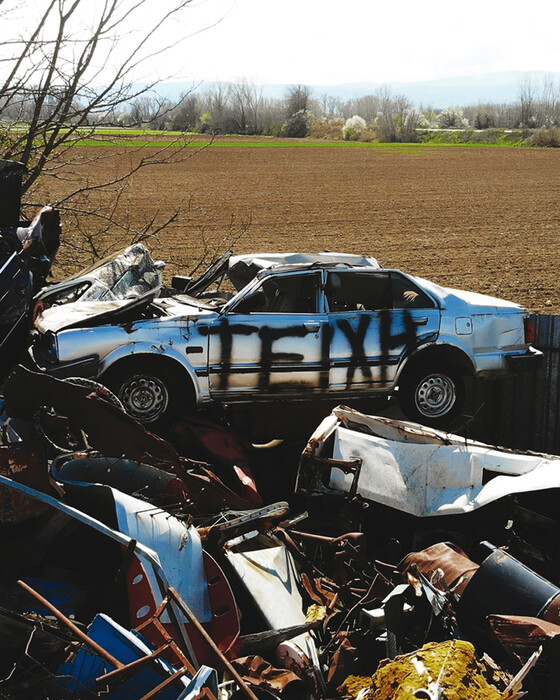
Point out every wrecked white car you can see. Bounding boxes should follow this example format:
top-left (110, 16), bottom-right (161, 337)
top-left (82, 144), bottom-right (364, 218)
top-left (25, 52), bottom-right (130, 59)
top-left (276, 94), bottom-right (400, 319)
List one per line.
top-left (30, 250), bottom-right (541, 428)
top-left (296, 406), bottom-right (560, 517)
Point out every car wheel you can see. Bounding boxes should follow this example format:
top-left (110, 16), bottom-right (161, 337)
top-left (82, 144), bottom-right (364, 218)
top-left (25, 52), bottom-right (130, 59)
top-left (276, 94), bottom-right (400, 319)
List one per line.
top-left (398, 364), bottom-right (465, 428)
top-left (104, 362), bottom-right (187, 428)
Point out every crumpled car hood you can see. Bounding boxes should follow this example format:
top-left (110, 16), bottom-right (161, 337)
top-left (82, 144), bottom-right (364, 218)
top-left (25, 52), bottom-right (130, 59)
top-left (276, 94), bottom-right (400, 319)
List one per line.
top-left (35, 299), bottom-right (147, 333)
top-left (34, 293), bottom-right (212, 333)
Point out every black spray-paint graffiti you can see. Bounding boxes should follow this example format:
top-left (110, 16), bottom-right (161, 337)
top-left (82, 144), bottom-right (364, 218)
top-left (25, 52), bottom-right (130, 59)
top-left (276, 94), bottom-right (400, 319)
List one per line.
top-left (200, 312), bottom-right (420, 391)
top-left (337, 316), bottom-right (373, 389)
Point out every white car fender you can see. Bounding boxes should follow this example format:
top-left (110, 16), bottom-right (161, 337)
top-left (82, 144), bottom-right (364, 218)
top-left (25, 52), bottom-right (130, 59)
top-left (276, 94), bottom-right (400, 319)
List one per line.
top-left (394, 336), bottom-right (476, 384)
top-left (98, 340), bottom-right (208, 402)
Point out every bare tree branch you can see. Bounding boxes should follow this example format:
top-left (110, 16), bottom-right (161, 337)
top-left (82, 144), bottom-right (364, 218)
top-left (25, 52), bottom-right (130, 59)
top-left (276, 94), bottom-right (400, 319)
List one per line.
top-left (0, 0), bottom-right (235, 271)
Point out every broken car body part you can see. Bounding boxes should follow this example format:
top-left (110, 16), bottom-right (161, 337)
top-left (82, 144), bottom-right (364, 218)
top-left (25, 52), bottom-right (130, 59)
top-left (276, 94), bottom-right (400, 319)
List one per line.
top-left (297, 405), bottom-right (560, 517)
top-left (224, 533), bottom-right (325, 693)
top-left (0, 473), bottom-right (262, 696)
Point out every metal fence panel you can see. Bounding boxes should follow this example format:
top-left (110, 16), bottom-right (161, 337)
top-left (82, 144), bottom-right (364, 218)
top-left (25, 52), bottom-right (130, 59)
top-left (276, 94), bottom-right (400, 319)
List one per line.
top-left (462, 314), bottom-right (560, 455)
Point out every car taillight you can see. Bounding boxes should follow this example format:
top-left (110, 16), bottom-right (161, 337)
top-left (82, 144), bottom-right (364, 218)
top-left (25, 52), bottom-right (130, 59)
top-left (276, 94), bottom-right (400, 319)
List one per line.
top-left (524, 317), bottom-right (535, 344)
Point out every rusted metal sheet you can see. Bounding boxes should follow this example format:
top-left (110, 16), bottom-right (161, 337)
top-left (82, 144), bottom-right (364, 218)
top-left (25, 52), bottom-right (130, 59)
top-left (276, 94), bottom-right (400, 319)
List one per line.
top-left (171, 415), bottom-right (261, 507)
top-left (399, 542), bottom-right (479, 597)
top-left (489, 615), bottom-right (560, 698)
top-left (230, 655), bottom-right (304, 696)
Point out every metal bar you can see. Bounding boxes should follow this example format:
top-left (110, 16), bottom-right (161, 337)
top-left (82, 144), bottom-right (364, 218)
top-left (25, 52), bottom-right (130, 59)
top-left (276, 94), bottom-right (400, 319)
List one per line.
top-left (17, 579), bottom-right (124, 670)
top-left (167, 587), bottom-right (260, 700)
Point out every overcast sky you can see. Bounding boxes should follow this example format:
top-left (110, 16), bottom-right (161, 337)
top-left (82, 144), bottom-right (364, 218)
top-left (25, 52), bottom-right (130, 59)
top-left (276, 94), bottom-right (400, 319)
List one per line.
top-left (166, 0), bottom-right (560, 86)
top-left (4, 0), bottom-right (560, 89)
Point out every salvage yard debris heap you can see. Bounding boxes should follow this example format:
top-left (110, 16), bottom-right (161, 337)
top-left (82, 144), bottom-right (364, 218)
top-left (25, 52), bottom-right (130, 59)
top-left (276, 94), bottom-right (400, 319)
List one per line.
top-left (0, 364), bottom-right (557, 698)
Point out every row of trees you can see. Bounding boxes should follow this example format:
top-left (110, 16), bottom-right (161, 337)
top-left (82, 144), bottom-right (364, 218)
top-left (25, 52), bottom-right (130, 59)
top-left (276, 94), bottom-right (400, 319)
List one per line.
top-left (1, 1), bottom-right (558, 275)
top-left (108, 76), bottom-right (560, 142)
top-left (7, 73), bottom-right (558, 146)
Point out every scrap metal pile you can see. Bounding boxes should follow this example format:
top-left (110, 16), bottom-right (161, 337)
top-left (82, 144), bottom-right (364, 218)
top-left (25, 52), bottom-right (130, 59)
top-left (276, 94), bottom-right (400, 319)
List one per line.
top-left (0, 165), bottom-right (554, 697)
top-left (1, 368), bottom-right (560, 699)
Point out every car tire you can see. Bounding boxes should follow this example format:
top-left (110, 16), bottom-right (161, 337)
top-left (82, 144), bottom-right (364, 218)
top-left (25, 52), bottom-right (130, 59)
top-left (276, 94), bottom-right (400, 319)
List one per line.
top-left (398, 363), bottom-right (465, 428)
top-left (103, 361), bottom-right (189, 428)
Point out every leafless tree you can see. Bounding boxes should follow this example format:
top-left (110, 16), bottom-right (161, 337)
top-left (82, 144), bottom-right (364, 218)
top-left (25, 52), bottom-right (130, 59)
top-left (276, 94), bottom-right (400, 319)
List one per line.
top-left (0, 0), bottom-right (216, 269)
top-left (229, 79), bottom-right (263, 134)
top-left (518, 76), bottom-right (536, 127)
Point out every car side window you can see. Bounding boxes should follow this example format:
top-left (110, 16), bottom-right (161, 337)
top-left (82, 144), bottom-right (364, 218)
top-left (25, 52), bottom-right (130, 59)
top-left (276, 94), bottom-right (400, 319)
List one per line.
top-left (232, 272), bottom-right (319, 314)
top-left (391, 273), bottom-right (435, 309)
top-left (326, 271), bottom-right (435, 311)
top-left (326, 272), bottom-right (392, 312)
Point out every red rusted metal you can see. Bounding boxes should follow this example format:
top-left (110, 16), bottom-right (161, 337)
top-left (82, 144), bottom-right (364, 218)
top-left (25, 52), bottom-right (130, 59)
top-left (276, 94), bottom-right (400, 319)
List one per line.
top-left (230, 655), bottom-right (305, 696)
top-left (399, 542), bottom-right (480, 597)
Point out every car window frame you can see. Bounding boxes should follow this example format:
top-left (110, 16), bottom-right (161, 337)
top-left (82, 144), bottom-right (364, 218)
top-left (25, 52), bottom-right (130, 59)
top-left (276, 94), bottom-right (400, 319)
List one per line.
top-left (325, 269), bottom-right (438, 313)
top-left (225, 269), bottom-right (324, 315)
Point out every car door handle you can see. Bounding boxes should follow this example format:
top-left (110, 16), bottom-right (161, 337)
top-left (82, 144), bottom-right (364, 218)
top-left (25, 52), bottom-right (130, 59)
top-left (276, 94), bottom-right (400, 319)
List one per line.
top-left (302, 322), bottom-right (320, 332)
top-left (412, 316), bottom-right (429, 325)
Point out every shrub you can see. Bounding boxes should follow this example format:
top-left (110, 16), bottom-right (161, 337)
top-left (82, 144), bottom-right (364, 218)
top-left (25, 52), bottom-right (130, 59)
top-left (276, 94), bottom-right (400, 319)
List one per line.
top-left (528, 127), bottom-right (560, 147)
top-left (309, 118), bottom-right (345, 139)
top-left (474, 111), bottom-right (496, 130)
top-left (282, 110), bottom-right (312, 138)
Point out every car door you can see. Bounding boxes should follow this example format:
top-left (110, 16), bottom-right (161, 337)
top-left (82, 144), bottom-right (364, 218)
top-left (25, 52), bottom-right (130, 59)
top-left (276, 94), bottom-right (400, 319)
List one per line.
top-left (327, 270), bottom-right (440, 392)
top-left (207, 270), bottom-right (328, 399)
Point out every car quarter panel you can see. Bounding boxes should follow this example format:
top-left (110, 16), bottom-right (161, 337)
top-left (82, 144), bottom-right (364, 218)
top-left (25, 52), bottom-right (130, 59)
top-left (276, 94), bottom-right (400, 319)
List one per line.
top-left (438, 304), bottom-right (530, 374)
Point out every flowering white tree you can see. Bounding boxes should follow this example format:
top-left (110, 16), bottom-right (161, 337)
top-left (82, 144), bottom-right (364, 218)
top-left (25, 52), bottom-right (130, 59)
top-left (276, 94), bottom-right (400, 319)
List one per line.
top-left (437, 107), bottom-right (469, 129)
top-left (342, 115), bottom-right (366, 140)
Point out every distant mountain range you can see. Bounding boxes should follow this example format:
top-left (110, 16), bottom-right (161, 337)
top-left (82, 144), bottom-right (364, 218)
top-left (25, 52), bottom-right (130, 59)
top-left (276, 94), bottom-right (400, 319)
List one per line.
top-left (154, 71), bottom-right (560, 109)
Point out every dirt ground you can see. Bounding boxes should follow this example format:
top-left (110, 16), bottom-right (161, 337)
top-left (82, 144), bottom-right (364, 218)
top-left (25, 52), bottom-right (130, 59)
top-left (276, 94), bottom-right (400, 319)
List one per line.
top-left (40, 143), bottom-right (560, 313)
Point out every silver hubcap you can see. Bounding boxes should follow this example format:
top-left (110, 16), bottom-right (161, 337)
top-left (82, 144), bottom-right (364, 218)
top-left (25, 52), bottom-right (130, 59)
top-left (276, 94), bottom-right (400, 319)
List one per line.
top-left (415, 373), bottom-right (456, 418)
top-left (119, 375), bottom-right (168, 422)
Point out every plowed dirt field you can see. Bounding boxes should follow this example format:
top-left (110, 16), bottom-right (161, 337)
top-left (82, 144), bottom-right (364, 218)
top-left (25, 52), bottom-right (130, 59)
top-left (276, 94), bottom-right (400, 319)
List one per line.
top-left (44, 143), bottom-right (560, 313)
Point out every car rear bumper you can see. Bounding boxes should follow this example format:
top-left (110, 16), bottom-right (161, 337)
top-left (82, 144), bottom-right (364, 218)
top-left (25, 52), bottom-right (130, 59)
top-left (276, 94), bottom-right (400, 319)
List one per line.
top-left (505, 348), bottom-right (544, 373)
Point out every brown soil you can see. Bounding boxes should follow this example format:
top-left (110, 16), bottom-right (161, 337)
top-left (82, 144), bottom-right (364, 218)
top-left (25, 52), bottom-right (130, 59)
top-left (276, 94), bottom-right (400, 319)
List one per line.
top-left (39, 144), bottom-right (560, 313)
